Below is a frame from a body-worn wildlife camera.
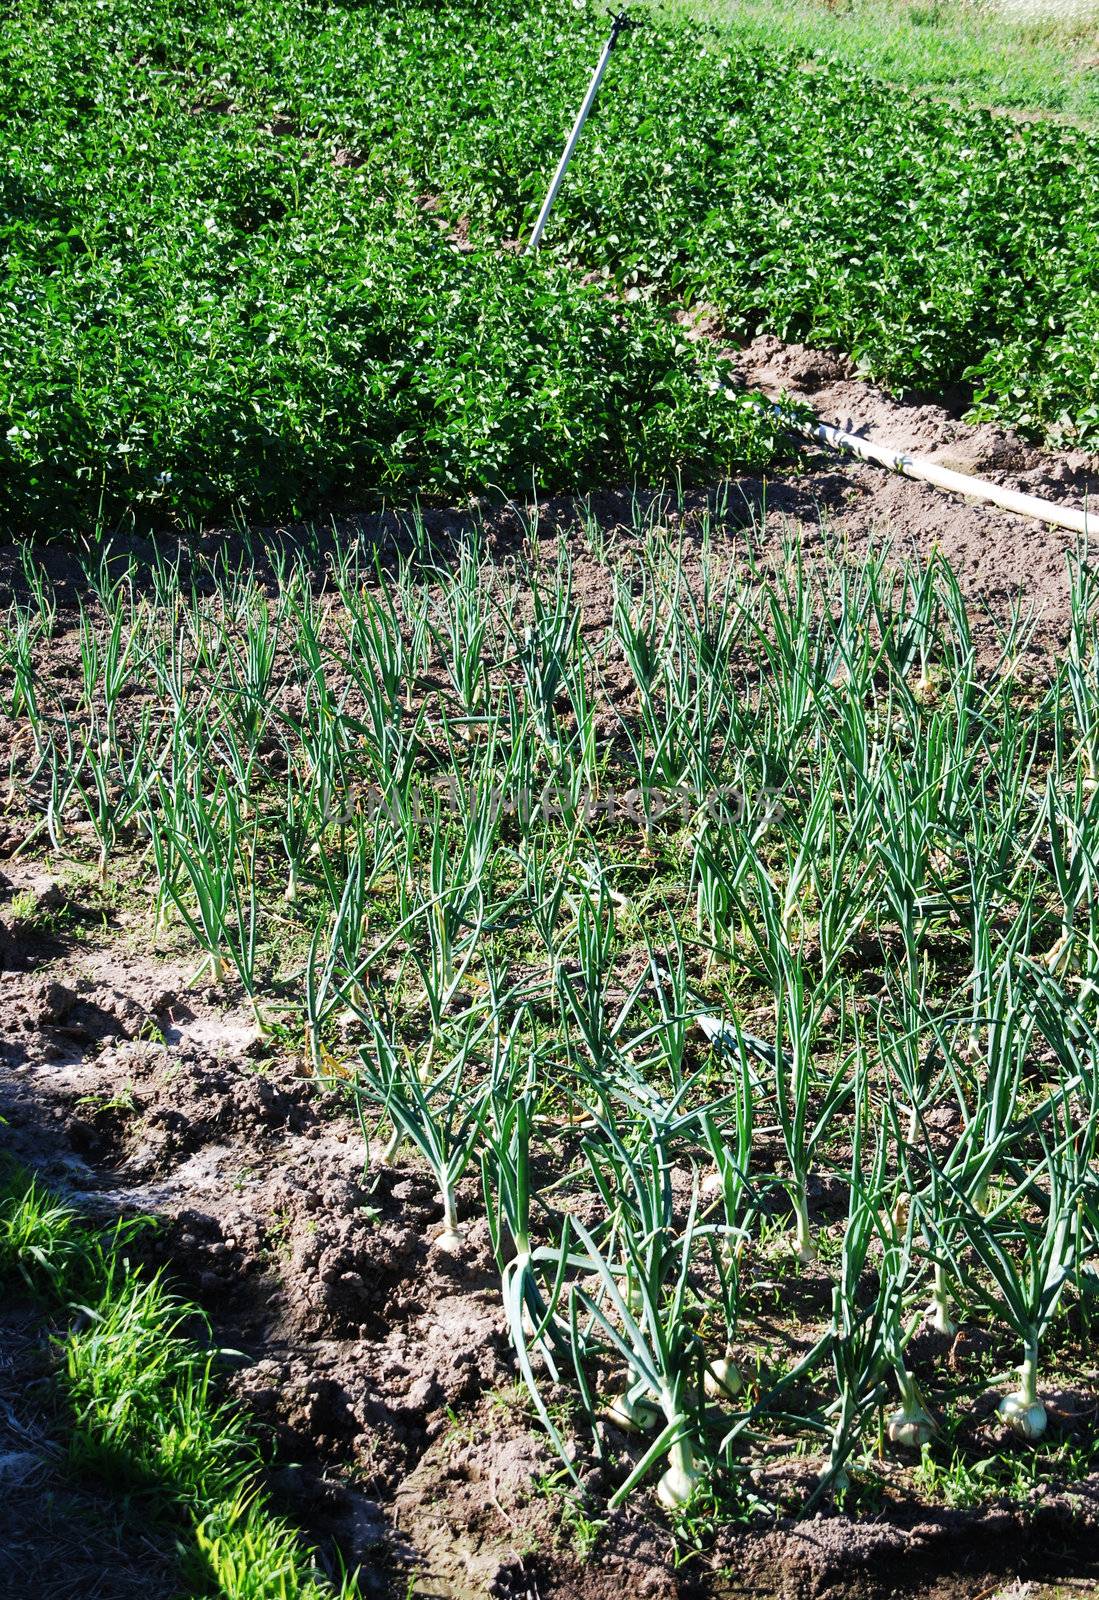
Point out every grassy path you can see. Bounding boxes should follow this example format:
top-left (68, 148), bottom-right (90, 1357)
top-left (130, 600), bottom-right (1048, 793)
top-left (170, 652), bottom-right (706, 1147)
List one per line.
top-left (647, 0), bottom-right (1099, 123)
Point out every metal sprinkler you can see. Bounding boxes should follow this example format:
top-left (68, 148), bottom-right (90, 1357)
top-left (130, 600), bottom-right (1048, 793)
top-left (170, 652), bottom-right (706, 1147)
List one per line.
top-left (526, 10), bottom-right (640, 253)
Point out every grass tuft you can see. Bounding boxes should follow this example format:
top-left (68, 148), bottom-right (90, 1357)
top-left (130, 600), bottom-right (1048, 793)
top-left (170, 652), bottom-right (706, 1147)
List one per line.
top-left (0, 1163), bottom-right (360, 1600)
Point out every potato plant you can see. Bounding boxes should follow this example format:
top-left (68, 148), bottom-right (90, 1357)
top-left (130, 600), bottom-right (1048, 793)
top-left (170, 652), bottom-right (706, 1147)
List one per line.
top-left (2, 0), bottom-right (1098, 538)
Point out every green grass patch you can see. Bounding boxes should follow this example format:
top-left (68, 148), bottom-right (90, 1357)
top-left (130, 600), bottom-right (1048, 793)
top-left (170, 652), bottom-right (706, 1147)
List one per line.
top-left (0, 1165), bottom-right (359, 1600)
top-left (647, 0), bottom-right (1099, 124)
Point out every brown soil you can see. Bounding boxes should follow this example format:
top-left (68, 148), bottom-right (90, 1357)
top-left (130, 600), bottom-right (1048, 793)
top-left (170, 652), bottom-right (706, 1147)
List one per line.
top-left (722, 332), bottom-right (1098, 656)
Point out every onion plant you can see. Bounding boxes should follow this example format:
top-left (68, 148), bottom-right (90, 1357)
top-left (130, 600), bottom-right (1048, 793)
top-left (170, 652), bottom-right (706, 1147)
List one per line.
top-left (333, 561), bottom-right (429, 794)
top-left (818, 1085), bottom-right (904, 1496)
top-left (564, 1113), bottom-right (715, 1511)
top-left (1042, 771), bottom-right (1099, 973)
top-left (869, 760), bottom-right (938, 991)
top-left (304, 841), bottom-right (376, 1072)
top-left (402, 739), bottom-right (510, 1028)
top-left (77, 596), bottom-right (140, 746)
top-left (154, 775), bottom-right (263, 1015)
top-left (508, 552), bottom-right (581, 761)
top-left (698, 1049), bottom-right (757, 1403)
top-left (37, 709), bottom-right (90, 856)
top-left (737, 539), bottom-right (830, 783)
top-left (482, 1085), bottom-right (581, 1470)
top-left (74, 705), bottom-right (161, 885)
top-left (877, 971), bottom-right (946, 1145)
top-left (285, 582), bottom-right (355, 831)
top-left (355, 1001), bottom-right (521, 1252)
top-left (1, 602), bottom-right (41, 722)
top-left (1064, 552), bottom-right (1099, 788)
top-left (430, 537), bottom-right (491, 723)
top-left (872, 551), bottom-right (943, 698)
top-left (736, 871), bottom-right (856, 1264)
top-left (553, 870), bottom-right (652, 1096)
top-left (215, 591), bottom-right (284, 794)
top-left (345, 556), bottom-right (431, 713)
top-left (16, 544), bottom-right (58, 640)
top-left (945, 1049), bottom-right (1099, 1438)
top-left (611, 567), bottom-right (688, 825)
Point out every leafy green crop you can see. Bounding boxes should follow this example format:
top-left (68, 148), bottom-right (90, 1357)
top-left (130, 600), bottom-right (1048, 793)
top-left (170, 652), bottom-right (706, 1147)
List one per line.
top-left (1, 0), bottom-right (1097, 538)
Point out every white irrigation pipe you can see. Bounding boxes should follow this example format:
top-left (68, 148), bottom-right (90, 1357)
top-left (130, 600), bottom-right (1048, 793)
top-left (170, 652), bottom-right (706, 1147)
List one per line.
top-left (527, 11), bottom-right (638, 253)
top-left (776, 405), bottom-right (1097, 536)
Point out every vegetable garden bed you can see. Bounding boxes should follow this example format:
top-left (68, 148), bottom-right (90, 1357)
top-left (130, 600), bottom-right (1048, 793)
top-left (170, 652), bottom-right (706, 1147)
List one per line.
top-left (5, 2), bottom-right (1099, 1594)
top-left (4, 481), bottom-right (1099, 1595)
